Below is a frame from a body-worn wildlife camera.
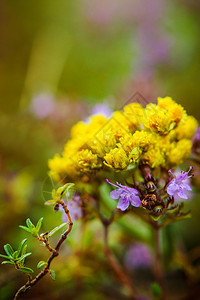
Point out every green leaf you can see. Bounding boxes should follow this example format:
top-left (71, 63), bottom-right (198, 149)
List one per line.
top-left (36, 217), bottom-right (43, 232)
top-left (0, 254), bottom-right (12, 260)
top-left (17, 253), bottom-right (32, 263)
top-left (30, 228), bottom-right (39, 238)
top-left (19, 225), bottom-right (31, 233)
top-left (151, 282), bottom-right (162, 298)
top-left (19, 267), bottom-right (34, 274)
top-left (37, 261), bottom-right (47, 269)
top-left (21, 244), bottom-right (27, 256)
top-left (58, 183), bottom-right (75, 197)
top-left (20, 244), bottom-right (28, 266)
top-left (17, 239), bottom-right (27, 257)
top-left (49, 269), bottom-right (56, 280)
top-left (1, 260), bottom-right (14, 265)
top-left (12, 251), bottom-right (19, 260)
top-left (4, 244), bottom-right (14, 257)
top-left (45, 200), bottom-right (57, 206)
top-left (48, 223), bottom-right (67, 237)
top-left (26, 218), bottom-right (35, 229)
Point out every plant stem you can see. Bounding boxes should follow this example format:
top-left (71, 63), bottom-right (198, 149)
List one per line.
top-left (155, 225), bottom-right (167, 300)
top-left (103, 223), bottom-right (137, 300)
top-left (14, 200), bottom-right (73, 300)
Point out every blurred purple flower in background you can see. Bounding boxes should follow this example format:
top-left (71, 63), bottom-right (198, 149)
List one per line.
top-left (91, 103), bottom-right (112, 117)
top-left (62, 193), bottom-right (83, 222)
top-left (106, 179), bottom-right (141, 211)
top-left (30, 93), bottom-right (56, 119)
top-left (125, 243), bottom-right (152, 270)
top-left (167, 167), bottom-right (193, 201)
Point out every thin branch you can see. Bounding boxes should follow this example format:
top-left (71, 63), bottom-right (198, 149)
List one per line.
top-left (102, 220), bottom-right (137, 300)
top-left (14, 200), bottom-right (73, 300)
top-left (154, 224), bottom-right (167, 300)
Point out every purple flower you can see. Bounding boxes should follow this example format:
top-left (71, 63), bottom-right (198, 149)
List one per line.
top-left (91, 103), bottom-right (112, 118)
top-left (106, 179), bottom-right (141, 211)
top-left (62, 193), bottom-right (83, 222)
top-left (125, 243), bottom-right (152, 270)
top-left (167, 167), bottom-right (193, 200)
top-left (30, 93), bottom-right (56, 119)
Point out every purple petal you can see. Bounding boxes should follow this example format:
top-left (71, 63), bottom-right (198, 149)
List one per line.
top-left (129, 195), bottom-right (141, 207)
top-left (181, 183), bottom-right (192, 191)
top-left (177, 189), bottom-right (188, 199)
top-left (167, 182), bottom-right (178, 196)
top-left (110, 189), bottom-right (122, 199)
top-left (117, 197), bottom-right (130, 211)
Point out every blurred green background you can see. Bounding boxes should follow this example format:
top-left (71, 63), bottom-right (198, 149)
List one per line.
top-left (0, 0), bottom-right (200, 299)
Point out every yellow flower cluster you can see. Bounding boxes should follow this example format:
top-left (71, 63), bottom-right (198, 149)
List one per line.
top-left (48, 97), bottom-right (198, 181)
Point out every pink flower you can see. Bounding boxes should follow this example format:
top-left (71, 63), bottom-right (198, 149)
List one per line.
top-left (167, 167), bottom-right (193, 200)
top-left (106, 179), bottom-right (141, 211)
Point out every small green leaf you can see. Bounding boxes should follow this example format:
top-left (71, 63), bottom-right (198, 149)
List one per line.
top-left (150, 214), bottom-right (163, 221)
top-left (20, 244), bottom-right (28, 266)
top-left (37, 261), bottom-right (47, 269)
top-left (151, 282), bottom-right (162, 298)
top-left (17, 239), bottom-right (27, 257)
top-left (30, 228), bottom-right (39, 238)
top-left (48, 223), bottom-right (67, 237)
top-left (19, 225), bottom-right (31, 233)
top-left (36, 217), bottom-right (43, 232)
top-left (0, 254), bottom-right (12, 260)
top-left (17, 253), bottom-right (32, 263)
top-left (21, 244), bottom-right (27, 256)
top-left (49, 269), bottom-right (56, 280)
top-left (1, 260), bottom-right (14, 265)
top-left (4, 244), bottom-right (14, 257)
top-left (45, 200), bottom-right (57, 206)
top-left (20, 267), bottom-right (34, 274)
top-left (26, 218), bottom-right (35, 229)
top-left (13, 251), bottom-right (20, 260)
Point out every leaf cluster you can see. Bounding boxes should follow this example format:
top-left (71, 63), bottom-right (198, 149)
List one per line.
top-left (19, 218), bottom-right (43, 238)
top-left (0, 239), bottom-right (33, 274)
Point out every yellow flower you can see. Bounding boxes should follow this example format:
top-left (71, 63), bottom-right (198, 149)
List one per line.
top-left (123, 103), bottom-right (145, 131)
top-left (48, 97), bottom-right (197, 180)
top-left (158, 96), bottom-right (186, 123)
top-left (174, 116), bottom-right (198, 140)
top-left (104, 147), bottom-right (129, 170)
top-left (146, 108), bottom-right (173, 134)
top-left (168, 139), bottom-right (192, 166)
top-left (141, 147), bottom-right (165, 168)
top-left (74, 149), bottom-right (102, 173)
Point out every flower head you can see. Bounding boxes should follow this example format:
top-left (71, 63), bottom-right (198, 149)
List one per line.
top-left (106, 179), bottom-right (141, 211)
top-left (167, 167), bottom-right (193, 200)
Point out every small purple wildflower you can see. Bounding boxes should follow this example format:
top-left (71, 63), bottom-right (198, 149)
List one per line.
top-left (167, 167), bottom-right (193, 201)
top-left (62, 193), bottom-right (82, 222)
top-left (106, 179), bottom-right (141, 211)
top-left (125, 243), bottom-right (152, 270)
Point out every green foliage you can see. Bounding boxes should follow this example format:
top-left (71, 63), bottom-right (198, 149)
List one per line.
top-left (49, 269), bottom-right (56, 280)
top-left (19, 217), bottom-right (43, 238)
top-left (151, 282), bottom-right (162, 298)
top-left (37, 261), bottom-right (47, 269)
top-left (0, 239), bottom-right (33, 274)
top-left (45, 183), bottom-right (75, 206)
top-left (48, 223), bottom-right (67, 237)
